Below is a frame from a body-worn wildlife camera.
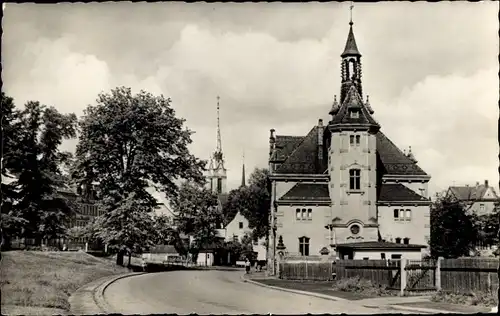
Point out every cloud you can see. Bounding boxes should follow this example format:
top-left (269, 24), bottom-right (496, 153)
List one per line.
top-left (2, 3), bottom-right (498, 194)
top-left (374, 67), bottom-right (498, 194)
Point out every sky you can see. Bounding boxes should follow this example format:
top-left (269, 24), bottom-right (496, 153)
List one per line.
top-left (3, 2), bottom-right (499, 198)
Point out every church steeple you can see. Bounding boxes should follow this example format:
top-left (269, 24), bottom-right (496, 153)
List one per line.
top-left (206, 96), bottom-right (227, 194)
top-left (340, 2), bottom-right (363, 104)
top-left (241, 150), bottom-right (246, 187)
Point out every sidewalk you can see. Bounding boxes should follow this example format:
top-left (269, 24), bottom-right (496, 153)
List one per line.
top-left (245, 274), bottom-right (493, 314)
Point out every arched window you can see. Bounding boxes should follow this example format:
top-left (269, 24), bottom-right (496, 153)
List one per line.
top-left (349, 169), bottom-right (361, 190)
top-left (299, 236), bottom-right (310, 256)
top-left (349, 59), bottom-right (356, 80)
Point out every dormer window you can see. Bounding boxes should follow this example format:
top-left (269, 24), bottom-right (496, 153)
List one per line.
top-left (350, 110), bottom-right (359, 118)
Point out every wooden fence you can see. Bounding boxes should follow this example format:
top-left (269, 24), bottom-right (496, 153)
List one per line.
top-left (279, 257), bottom-right (499, 295)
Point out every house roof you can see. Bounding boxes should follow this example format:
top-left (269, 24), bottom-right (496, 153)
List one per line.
top-left (375, 132), bottom-right (427, 176)
top-left (336, 241), bottom-right (427, 250)
top-left (274, 126), bottom-right (327, 174)
top-left (378, 183), bottom-right (428, 202)
top-left (150, 245), bottom-right (178, 254)
top-left (280, 183), bottom-right (330, 201)
top-left (448, 184), bottom-right (498, 201)
top-left (271, 127), bottom-right (428, 177)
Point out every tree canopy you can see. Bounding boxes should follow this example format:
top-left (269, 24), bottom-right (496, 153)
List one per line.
top-left (430, 196), bottom-right (479, 258)
top-left (72, 87), bottom-right (206, 251)
top-left (173, 182), bottom-right (222, 254)
top-left (1, 93), bottom-right (77, 247)
top-left (223, 168), bottom-right (270, 240)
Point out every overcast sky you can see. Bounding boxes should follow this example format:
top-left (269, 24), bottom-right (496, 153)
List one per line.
top-left (3, 2), bottom-right (499, 196)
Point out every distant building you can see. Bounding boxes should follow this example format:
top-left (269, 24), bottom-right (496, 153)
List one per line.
top-left (268, 18), bottom-right (431, 271)
top-left (445, 180), bottom-right (499, 216)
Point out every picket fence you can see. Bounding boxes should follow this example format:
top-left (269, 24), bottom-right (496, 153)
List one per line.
top-left (279, 257), bottom-right (499, 295)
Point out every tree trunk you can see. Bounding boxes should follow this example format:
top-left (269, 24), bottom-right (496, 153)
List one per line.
top-left (128, 252), bottom-right (132, 268)
top-left (205, 252), bottom-right (208, 266)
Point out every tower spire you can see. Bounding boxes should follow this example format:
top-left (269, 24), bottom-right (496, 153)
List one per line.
top-left (216, 95), bottom-right (222, 154)
top-left (241, 150), bottom-right (246, 187)
top-left (349, 0), bottom-right (354, 26)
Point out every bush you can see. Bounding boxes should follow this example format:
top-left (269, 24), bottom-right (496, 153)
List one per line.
top-left (332, 276), bottom-right (393, 296)
top-left (431, 290), bottom-right (497, 307)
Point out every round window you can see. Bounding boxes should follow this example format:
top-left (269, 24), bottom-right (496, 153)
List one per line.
top-left (350, 224), bottom-right (360, 235)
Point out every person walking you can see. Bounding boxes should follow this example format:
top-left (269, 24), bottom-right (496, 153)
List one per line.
top-left (245, 258), bottom-right (251, 274)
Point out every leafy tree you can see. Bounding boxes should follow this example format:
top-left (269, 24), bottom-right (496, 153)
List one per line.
top-left (475, 210), bottom-right (499, 249)
top-left (223, 168), bottom-right (270, 241)
top-left (1, 95), bottom-right (77, 246)
top-left (430, 196), bottom-right (479, 258)
top-left (95, 192), bottom-right (157, 266)
top-left (72, 87), bottom-right (206, 259)
top-left (173, 182), bottom-right (223, 265)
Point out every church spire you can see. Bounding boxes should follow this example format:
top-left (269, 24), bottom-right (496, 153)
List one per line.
top-left (341, 2), bottom-right (361, 58)
top-left (212, 96), bottom-right (225, 171)
top-left (241, 150), bottom-right (246, 187)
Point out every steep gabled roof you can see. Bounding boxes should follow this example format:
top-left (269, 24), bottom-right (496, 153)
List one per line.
top-left (275, 126), bottom-right (325, 174)
top-left (378, 183), bottom-right (428, 202)
top-left (330, 85), bottom-right (379, 127)
top-left (375, 131), bottom-right (428, 176)
top-left (280, 183), bottom-right (330, 201)
top-left (272, 136), bottom-right (304, 162)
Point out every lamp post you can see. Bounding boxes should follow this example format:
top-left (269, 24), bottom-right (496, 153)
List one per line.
top-left (325, 223), bottom-right (337, 258)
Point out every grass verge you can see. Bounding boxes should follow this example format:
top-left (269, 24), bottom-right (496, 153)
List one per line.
top-left (431, 290), bottom-right (497, 308)
top-left (0, 251), bottom-right (129, 312)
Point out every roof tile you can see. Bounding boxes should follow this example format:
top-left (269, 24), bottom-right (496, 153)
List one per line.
top-left (280, 183), bottom-right (330, 201)
top-left (378, 183), bottom-right (428, 202)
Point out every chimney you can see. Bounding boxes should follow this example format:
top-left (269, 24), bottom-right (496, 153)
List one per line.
top-left (485, 180), bottom-right (489, 187)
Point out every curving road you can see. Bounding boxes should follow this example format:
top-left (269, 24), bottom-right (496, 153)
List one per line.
top-left (103, 270), bottom-right (412, 315)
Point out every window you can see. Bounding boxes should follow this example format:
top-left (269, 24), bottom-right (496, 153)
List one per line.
top-left (381, 253), bottom-right (386, 260)
top-left (350, 110), bottom-right (359, 118)
top-left (307, 209), bottom-right (312, 221)
top-left (479, 204), bottom-right (485, 213)
top-left (393, 209), bottom-right (399, 219)
top-left (424, 235), bottom-right (430, 243)
top-left (355, 135), bottom-right (360, 146)
top-left (233, 235), bottom-right (238, 242)
top-left (217, 178), bottom-right (222, 193)
top-left (395, 237), bottom-right (402, 244)
top-left (391, 254), bottom-right (402, 260)
top-left (349, 169), bottom-right (361, 190)
top-left (239, 222), bottom-right (244, 229)
top-left (363, 257), bottom-right (369, 260)
top-left (299, 237), bottom-right (310, 256)
top-left (405, 209), bottom-right (411, 221)
top-left (350, 135), bottom-right (354, 146)
top-left (399, 209), bottom-right (404, 219)
top-left (301, 209), bottom-right (307, 220)
top-left (350, 224), bottom-right (360, 235)
top-left (296, 209), bottom-right (301, 220)
top-left (403, 238), bottom-right (410, 245)
top-left (350, 135), bottom-right (361, 148)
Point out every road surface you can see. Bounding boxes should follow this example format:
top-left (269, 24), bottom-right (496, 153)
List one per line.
top-left (103, 270), bottom-right (412, 314)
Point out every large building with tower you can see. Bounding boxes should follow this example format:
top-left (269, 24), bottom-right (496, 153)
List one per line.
top-left (268, 18), bottom-right (431, 268)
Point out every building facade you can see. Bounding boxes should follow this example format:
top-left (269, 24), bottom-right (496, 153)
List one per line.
top-left (268, 20), bottom-right (431, 270)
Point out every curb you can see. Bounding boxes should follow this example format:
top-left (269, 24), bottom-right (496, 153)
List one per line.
top-left (69, 272), bottom-right (146, 315)
top-left (93, 272), bottom-right (147, 313)
top-left (241, 275), bottom-right (347, 302)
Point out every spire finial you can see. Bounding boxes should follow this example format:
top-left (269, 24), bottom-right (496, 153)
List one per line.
top-left (349, 1), bottom-right (354, 26)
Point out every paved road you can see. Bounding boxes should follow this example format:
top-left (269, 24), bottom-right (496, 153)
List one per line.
top-left (103, 270), bottom-right (414, 314)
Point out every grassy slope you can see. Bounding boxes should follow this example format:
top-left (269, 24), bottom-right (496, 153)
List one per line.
top-left (0, 251), bottom-right (129, 312)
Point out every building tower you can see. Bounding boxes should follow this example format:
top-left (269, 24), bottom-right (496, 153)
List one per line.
top-left (327, 5), bottom-right (380, 244)
top-left (206, 96), bottom-right (227, 194)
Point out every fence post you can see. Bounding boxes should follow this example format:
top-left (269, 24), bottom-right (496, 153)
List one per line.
top-left (305, 257), bottom-right (308, 280)
top-left (85, 242), bottom-right (88, 252)
top-left (400, 258), bottom-right (407, 296)
top-left (436, 257), bottom-right (443, 291)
